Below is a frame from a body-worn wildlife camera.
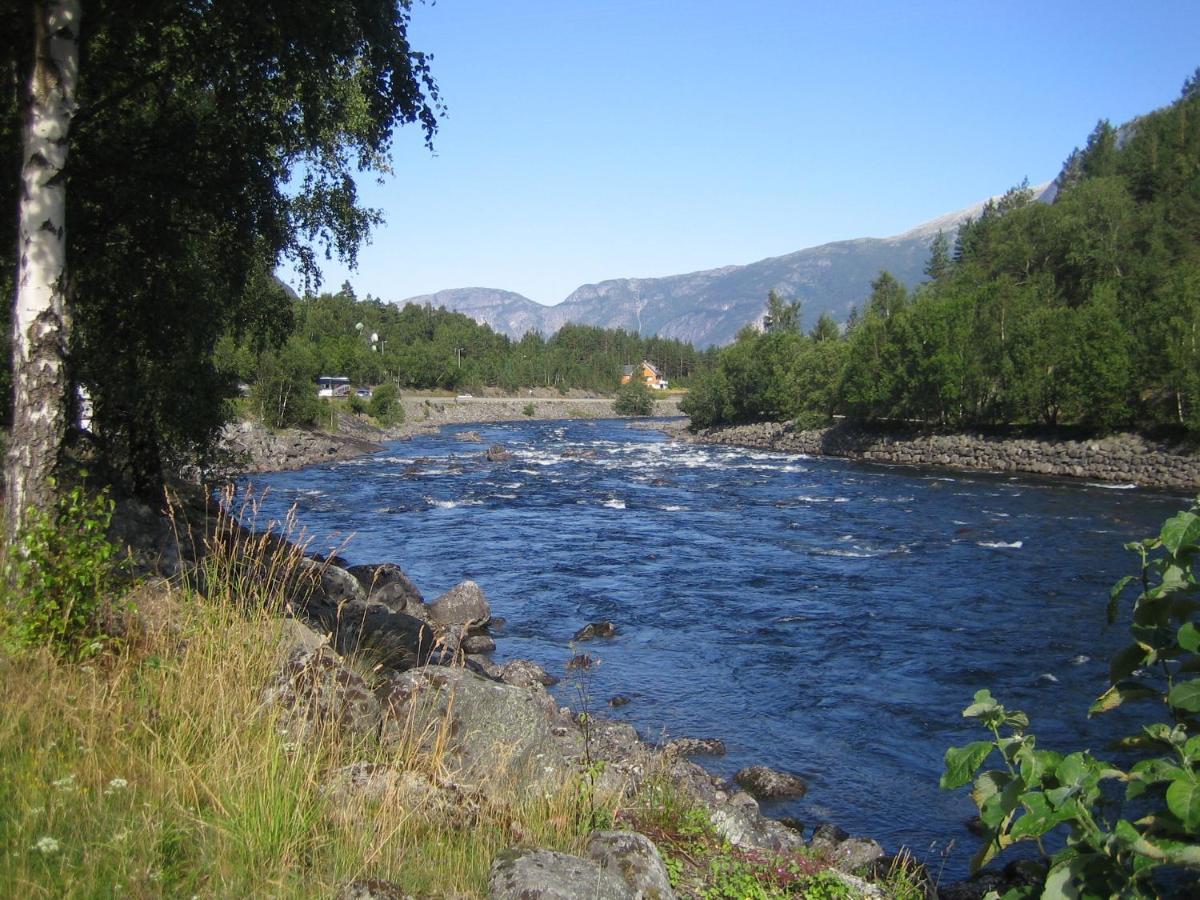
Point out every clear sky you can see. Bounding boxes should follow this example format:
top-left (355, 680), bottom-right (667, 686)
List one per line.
top-left (294, 0), bottom-right (1200, 306)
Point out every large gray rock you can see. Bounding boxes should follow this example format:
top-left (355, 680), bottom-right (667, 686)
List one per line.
top-left (325, 604), bottom-right (439, 673)
top-left (379, 666), bottom-right (569, 789)
top-left (261, 644), bottom-right (381, 742)
top-left (586, 831), bottom-right (675, 899)
top-left (708, 791), bottom-right (805, 853)
top-left (501, 658), bottom-right (558, 688)
top-left (488, 848), bottom-right (632, 900)
top-left (427, 580), bottom-right (491, 626)
top-left (304, 559), bottom-right (368, 607)
top-left (346, 563), bottom-right (424, 613)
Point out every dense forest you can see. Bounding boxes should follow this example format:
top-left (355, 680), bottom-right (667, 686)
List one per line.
top-left (214, 285), bottom-right (713, 425)
top-left (683, 76), bottom-right (1200, 437)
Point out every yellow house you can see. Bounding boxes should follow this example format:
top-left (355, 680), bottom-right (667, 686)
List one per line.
top-left (620, 360), bottom-right (668, 390)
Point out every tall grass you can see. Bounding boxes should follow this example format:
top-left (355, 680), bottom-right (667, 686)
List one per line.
top-left (0, 493), bottom-right (610, 897)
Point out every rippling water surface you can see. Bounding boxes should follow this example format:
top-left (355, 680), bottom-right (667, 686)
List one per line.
top-left (240, 418), bottom-right (1186, 877)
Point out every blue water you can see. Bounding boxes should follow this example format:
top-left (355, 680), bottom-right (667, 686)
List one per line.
top-left (238, 419), bottom-right (1187, 877)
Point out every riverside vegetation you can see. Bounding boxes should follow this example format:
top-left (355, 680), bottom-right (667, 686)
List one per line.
top-left (682, 73), bottom-right (1200, 442)
top-left (1, 480), bottom-right (934, 898)
top-left (941, 500), bottom-right (1200, 898)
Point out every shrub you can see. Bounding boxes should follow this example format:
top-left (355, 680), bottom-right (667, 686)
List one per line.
top-left (347, 393), bottom-right (367, 415)
top-left (523, 402), bottom-right (536, 417)
top-left (367, 383), bottom-right (403, 424)
top-left (614, 381), bottom-right (655, 416)
top-left (250, 349), bottom-right (320, 429)
top-left (3, 484), bottom-right (117, 658)
top-left (941, 499), bottom-right (1200, 896)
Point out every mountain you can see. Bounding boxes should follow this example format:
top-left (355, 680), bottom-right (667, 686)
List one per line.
top-left (397, 184), bottom-right (1052, 347)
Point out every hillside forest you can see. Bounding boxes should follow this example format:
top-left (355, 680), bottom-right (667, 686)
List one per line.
top-left (212, 288), bottom-right (713, 425)
top-left (682, 78), bottom-right (1200, 437)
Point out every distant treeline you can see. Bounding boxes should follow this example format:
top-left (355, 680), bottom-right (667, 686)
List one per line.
top-left (216, 288), bottom-right (714, 424)
top-left (682, 77), bottom-right (1200, 437)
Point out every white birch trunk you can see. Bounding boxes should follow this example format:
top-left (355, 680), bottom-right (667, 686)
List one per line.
top-left (5, 1), bottom-right (81, 536)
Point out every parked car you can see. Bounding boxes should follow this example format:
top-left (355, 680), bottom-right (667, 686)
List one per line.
top-left (456, 393), bottom-right (474, 401)
top-left (355, 387), bottom-right (372, 398)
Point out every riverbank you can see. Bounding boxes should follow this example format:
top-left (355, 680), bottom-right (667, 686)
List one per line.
top-left (221, 390), bottom-right (684, 474)
top-left (4, 479), bottom-right (959, 899)
top-left (682, 420), bottom-right (1200, 492)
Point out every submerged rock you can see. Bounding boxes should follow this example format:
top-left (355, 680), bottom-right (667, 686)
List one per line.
top-left (573, 620), bottom-right (618, 641)
top-left (485, 443), bottom-right (513, 462)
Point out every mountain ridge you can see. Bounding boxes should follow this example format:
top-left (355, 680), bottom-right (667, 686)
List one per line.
top-left (399, 182), bottom-right (1052, 347)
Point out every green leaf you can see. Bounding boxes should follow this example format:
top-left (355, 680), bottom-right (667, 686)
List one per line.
top-left (980, 780), bottom-right (1022, 829)
top-left (1089, 681), bottom-right (1159, 716)
top-left (942, 741), bottom-right (995, 790)
top-left (1166, 775), bottom-right (1200, 830)
top-left (963, 689), bottom-right (999, 719)
top-left (1178, 621), bottom-right (1200, 654)
top-left (1018, 748), bottom-right (1062, 786)
top-left (1108, 574), bottom-right (1137, 624)
top-left (971, 770), bottom-right (1010, 809)
top-left (1040, 858), bottom-right (1082, 900)
top-left (1168, 679), bottom-right (1200, 713)
top-left (1009, 792), bottom-right (1072, 839)
top-left (1161, 511), bottom-right (1200, 555)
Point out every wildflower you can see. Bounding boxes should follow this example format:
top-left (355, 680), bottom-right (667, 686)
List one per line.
top-left (34, 836), bottom-right (60, 854)
top-left (51, 775), bottom-right (77, 791)
top-left (104, 777), bottom-right (129, 795)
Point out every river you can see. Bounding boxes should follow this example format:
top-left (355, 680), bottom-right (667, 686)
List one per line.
top-left (238, 417), bottom-right (1187, 879)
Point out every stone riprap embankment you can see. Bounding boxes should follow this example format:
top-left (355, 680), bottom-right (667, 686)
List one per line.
top-left (688, 421), bottom-right (1200, 491)
top-left (219, 420), bottom-right (383, 474)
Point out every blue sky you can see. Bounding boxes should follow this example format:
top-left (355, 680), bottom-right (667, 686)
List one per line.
top-left (296, 0), bottom-right (1200, 306)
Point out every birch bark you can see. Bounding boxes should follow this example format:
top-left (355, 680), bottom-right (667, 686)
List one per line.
top-left (5, 1), bottom-right (81, 535)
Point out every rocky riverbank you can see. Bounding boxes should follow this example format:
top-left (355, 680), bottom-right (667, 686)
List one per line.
top-left (220, 392), bottom-right (684, 474)
top-left (685, 420), bottom-right (1200, 492)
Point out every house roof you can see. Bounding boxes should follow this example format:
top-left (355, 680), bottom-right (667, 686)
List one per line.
top-left (621, 365), bottom-right (636, 376)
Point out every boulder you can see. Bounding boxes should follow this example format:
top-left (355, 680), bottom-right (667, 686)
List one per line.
top-left (573, 620), bottom-right (617, 641)
top-left (334, 879), bottom-right (409, 900)
top-left (500, 658), bottom-right (558, 688)
top-left (346, 563), bottom-right (424, 613)
top-left (488, 848), bottom-right (632, 900)
top-left (462, 633), bottom-right (496, 655)
top-left (325, 603), bottom-right (439, 673)
top-left (608, 695), bottom-right (632, 707)
top-left (485, 444), bottom-right (513, 462)
top-left (455, 430), bottom-right (484, 443)
top-left (585, 830), bottom-right (675, 900)
top-left (379, 666), bottom-right (569, 790)
top-left (707, 791), bottom-right (805, 853)
top-left (427, 580), bottom-right (491, 626)
top-left (664, 737), bottom-right (726, 757)
top-left (734, 764), bottom-right (807, 799)
top-left (261, 644), bottom-right (381, 742)
top-left (830, 836), bottom-right (885, 872)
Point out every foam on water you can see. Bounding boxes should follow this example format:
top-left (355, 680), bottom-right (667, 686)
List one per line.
top-left (977, 540), bottom-right (1023, 549)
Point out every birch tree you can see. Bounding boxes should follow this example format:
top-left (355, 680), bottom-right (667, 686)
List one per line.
top-left (6, 1), bottom-right (80, 535)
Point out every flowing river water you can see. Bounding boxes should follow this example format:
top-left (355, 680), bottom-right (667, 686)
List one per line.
top-left (239, 418), bottom-right (1189, 879)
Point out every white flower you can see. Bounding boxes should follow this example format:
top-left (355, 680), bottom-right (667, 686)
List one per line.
top-left (104, 777), bottom-right (129, 795)
top-left (51, 775), bottom-right (77, 791)
top-left (34, 836), bottom-right (60, 854)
